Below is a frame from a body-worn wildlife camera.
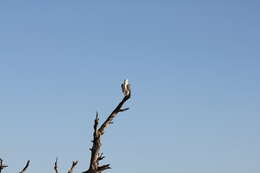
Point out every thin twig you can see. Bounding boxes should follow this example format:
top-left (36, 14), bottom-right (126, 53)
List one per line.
top-left (67, 161), bottom-right (78, 173)
top-left (19, 160), bottom-right (30, 173)
top-left (54, 158), bottom-right (58, 173)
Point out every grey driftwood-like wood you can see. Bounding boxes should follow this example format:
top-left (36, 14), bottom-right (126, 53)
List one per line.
top-left (0, 159), bottom-right (8, 173)
top-left (83, 89), bottom-right (131, 173)
top-left (19, 160), bottom-right (30, 173)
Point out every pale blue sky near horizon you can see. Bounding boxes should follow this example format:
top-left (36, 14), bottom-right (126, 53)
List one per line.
top-left (0, 1), bottom-right (260, 173)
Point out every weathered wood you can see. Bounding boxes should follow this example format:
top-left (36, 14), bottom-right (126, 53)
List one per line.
top-left (1, 81), bottom-right (131, 173)
top-left (83, 88), bottom-right (131, 173)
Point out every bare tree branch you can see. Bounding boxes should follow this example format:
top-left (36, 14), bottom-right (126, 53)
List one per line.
top-left (83, 87), bottom-right (131, 173)
top-left (67, 161), bottom-right (78, 173)
top-left (85, 112), bottom-right (101, 173)
top-left (0, 159), bottom-right (8, 173)
top-left (19, 160), bottom-right (30, 173)
top-left (54, 158), bottom-right (58, 173)
top-left (2, 82), bottom-right (131, 173)
top-left (97, 164), bottom-right (111, 172)
top-left (97, 153), bottom-right (105, 161)
top-left (98, 94), bottom-right (131, 135)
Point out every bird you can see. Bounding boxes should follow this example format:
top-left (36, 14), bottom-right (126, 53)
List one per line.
top-left (121, 79), bottom-right (131, 96)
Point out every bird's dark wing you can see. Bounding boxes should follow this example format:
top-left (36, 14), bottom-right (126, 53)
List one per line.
top-left (121, 83), bottom-right (124, 93)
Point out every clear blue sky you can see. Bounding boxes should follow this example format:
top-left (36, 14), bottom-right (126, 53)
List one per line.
top-left (1, 1), bottom-right (259, 173)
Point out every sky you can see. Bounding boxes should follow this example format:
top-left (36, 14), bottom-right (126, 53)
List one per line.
top-left (0, 0), bottom-right (259, 173)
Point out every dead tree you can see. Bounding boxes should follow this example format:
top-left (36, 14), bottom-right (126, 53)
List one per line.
top-left (83, 83), bottom-right (131, 173)
top-left (1, 81), bottom-right (131, 173)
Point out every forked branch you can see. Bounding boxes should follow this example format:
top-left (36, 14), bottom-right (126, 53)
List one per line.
top-left (67, 161), bottom-right (78, 173)
top-left (0, 159), bottom-right (8, 173)
top-left (98, 94), bottom-right (131, 135)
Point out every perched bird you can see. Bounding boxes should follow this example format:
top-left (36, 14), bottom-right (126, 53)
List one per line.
top-left (121, 79), bottom-right (131, 96)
